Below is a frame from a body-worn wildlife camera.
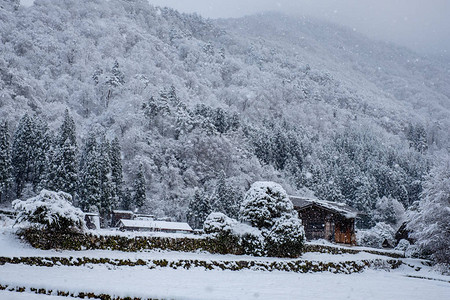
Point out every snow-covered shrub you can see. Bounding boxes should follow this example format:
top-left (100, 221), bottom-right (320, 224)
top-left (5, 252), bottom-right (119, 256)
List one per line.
top-left (394, 239), bottom-right (410, 252)
top-left (233, 222), bottom-right (265, 256)
top-left (203, 212), bottom-right (240, 254)
top-left (204, 212), bottom-right (265, 256)
top-left (239, 181), bottom-right (296, 229)
top-left (357, 222), bottom-right (396, 248)
top-left (265, 215), bottom-right (305, 258)
top-left (203, 212), bottom-right (237, 234)
top-left (13, 190), bottom-right (86, 233)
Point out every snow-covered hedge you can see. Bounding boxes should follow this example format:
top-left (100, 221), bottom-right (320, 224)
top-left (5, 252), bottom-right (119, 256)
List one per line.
top-left (357, 222), bottom-right (396, 249)
top-left (12, 190), bottom-right (86, 233)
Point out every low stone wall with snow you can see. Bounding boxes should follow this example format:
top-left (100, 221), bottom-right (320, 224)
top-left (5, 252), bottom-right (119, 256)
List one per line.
top-left (19, 228), bottom-right (404, 259)
top-left (19, 228), bottom-right (246, 255)
top-left (0, 255), bottom-right (403, 274)
top-left (304, 244), bottom-right (405, 259)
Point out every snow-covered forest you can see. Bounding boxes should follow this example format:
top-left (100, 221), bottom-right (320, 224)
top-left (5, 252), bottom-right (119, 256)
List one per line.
top-left (0, 0), bottom-right (449, 242)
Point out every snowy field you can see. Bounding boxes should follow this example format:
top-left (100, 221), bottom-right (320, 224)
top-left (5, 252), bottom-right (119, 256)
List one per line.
top-left (1, 264), bottom-right (449, 300)
top-left (0, 228), bottom-right (448, 300)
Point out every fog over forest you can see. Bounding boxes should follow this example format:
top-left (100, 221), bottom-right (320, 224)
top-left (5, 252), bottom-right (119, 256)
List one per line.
top-left (147, 0), bottom-right (450, 56)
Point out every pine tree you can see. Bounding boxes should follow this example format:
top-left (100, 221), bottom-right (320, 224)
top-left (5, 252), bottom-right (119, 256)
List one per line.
top-left (187, 189), bottom-right (211, 229)
top-left (11, 114), bottom-right (48, 197)
top-left (121, 187), bottom-right (133, 210)
top-left (99, 137), bottom-right (116, 215)
top-left (78, 132), bottom-right (102, 212)
top-left (212, 173), bottom-right (240, 218)
top-left (133, 163), bottom-right (146, 210)
top-left (108, 60), bottom-right (125, 87)
top-left (12, 114), bottom-right (34, 197)
top-left (45, 110), bottom-right (78, 196)
top-left (0, 122), bottom-right (12, 202)
top-left (109, 137), bottom-right (123, 203)
top-left (59, 109), bottom-right (77, 146)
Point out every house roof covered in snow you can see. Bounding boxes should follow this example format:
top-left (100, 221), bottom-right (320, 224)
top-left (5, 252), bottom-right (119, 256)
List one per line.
top-left (119, 219), bottom-right (193, 231)
top-left (112, 210), bottom-right (134, 215)
top-left (289, 196), bottom-right (361, 219)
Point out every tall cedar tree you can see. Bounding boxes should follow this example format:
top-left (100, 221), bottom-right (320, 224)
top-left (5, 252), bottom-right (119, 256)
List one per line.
top-left (212, 173), bottom-right (240, 218)
top-left (187, 189), bottom-right (211, 229)
top-left (99, 136), bottom-right (116, 215)
top-left (0, 122), bottom-right (12, 202)
top-left (12, 114), bottom-right (49, 197)
top-left (121, 187), bottom-right (132, 210)
top-left (133, 163), bottom-right (146, 209)
top-left (45, 110), bottom-right (78, 196)
top-left (78, 132), bottom-right (102, 212)
top-left (109, 137), bottom-right (123, 203)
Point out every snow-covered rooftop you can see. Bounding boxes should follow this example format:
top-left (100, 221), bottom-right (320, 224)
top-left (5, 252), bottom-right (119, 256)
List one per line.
top-left (289, 196), bottom-right (361, 219)
top-left (112, 210), bottom-right (134, 214)
top-left (119, 219), bottom-right (193, 232)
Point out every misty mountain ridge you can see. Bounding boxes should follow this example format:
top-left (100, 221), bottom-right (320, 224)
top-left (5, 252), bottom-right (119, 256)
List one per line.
top-left (0, 0), bottom-right (447, 224)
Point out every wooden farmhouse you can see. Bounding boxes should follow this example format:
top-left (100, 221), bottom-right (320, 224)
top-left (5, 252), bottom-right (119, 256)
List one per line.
top-left (111, 210), bottom-right (135, 227)
top-left (290, 196), bottom-right (361, 245)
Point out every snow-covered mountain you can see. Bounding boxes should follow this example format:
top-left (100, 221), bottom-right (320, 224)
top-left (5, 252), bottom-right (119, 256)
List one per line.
top-left (0, 0), bottom-right (447, 223)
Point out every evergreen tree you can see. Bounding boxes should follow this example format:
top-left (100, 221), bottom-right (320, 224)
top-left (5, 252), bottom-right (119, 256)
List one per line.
top-left (109, 137), bottom-right (123, 202)
top-left (99, 137), bottom-right (116, 214)
top-left (11, 114), bottom-right (48, 197)
top-left (133, 163), bottom-right (146, 209)
top-left (121, 187), bottom-right (133, 210)
top-left (45, 110), bottom-right (78, 196)
top-left (32, 119), bottom-right (51, 190)
top-left (407, 123), bottom-right (428, 153)
top-left (212, 173), bottom-right (240, 218)
top-left (78, 132), bottom-right (102, 212)
top-left (12, 114), bottom-right (34, 197)
top-left (108, 60), bottom-right (125, 87)
top-left (187, 189), bottom-right (211, 229)
top-left (0, 122), bottom-right (12, 202)
top-left (59, 109), bottom-right (77, 146)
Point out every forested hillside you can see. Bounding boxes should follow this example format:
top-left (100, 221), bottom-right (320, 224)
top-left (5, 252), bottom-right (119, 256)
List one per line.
top-left (0, 0), bottom-right (448, 227)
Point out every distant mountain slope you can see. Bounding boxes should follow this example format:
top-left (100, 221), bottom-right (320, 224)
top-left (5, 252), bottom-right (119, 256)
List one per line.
top-left (218, 13), bottom-right (450, 138)
top-left (0, 0), bottom-right (445, 223)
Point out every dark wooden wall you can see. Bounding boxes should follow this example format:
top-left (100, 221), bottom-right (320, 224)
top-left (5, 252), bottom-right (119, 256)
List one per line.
top-left (296, 205), bottom-right (356, 245)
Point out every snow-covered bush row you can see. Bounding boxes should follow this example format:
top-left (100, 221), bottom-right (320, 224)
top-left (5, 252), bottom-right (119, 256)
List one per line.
top-left (12, 190), bottom-right (85, 233)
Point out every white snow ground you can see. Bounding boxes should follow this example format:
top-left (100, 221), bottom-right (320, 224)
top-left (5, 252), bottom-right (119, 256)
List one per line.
top-left (0, 228), bottom-right (448, 300)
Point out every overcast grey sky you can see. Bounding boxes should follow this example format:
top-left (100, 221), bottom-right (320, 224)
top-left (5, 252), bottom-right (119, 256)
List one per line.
top-left (147, 0), bottom-right (450, 56)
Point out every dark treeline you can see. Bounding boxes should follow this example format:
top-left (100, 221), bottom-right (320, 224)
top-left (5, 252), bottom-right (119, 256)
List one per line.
top-left (0, 111), bottom-right (145, 217)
